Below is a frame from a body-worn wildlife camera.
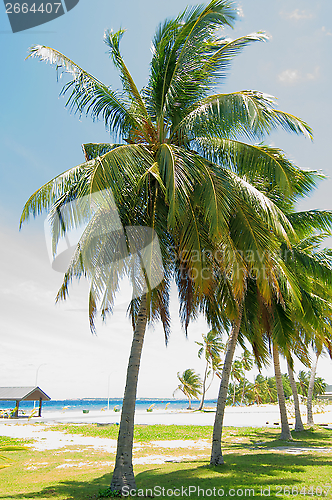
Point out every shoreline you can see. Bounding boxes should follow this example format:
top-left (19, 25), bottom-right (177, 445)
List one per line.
top-left (1, 404), bottom-right (331, 457)
top-left (1, 403), bottom-right (332, 427)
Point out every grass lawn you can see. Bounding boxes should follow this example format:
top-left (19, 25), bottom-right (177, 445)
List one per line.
top-left (0, 425), bottom-right (331, 500)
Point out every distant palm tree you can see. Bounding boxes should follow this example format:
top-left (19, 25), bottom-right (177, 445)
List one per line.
top-left (307, 352), bottom-right (322, 425)
top-left (196, 329), bottom-right (225, 410)
top-left (287, 361), bottom-right (304, 432)
top-left (173, 369), bottom-right (202, 409)
top-left (239, 350), bottom-right (253, 405)
top-left (272, 342), bottom-right (292, 440)
top-left (298, 365), bottom-right (327, 425)
top-left (298, 370), bottom-right (310, 396)
top-left (230, 359), bottom-right (244, 405)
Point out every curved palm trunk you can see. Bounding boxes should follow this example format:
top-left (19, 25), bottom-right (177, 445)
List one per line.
top-left (241, 378), bottom-right (246, 405)
top-left (307, 352), bottom-right (319, 426)
top-left (210, 308), bottom-right (242, 466)
top-left (110, 295), bottom-right (148, 492)
top-left (287, 362), bottom-right (304, 432)
top-left (198, 362), bottom-right (209, 410)
top-left (272, 342), bottom-right (292, 440)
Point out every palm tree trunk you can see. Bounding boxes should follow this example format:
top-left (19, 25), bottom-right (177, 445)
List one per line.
top-left (241, 378), bottom-right (246, 405)
top-left (287, 361), bottom-right (304, 432)
top-left (272, 342), bottom-right (292, 440)
top-left (198, 361), bottom-right (209, 410)
top-left (188, 396), bottom-right (192, 410)
top-left (210, 308), bottom-right (242, 466)
top-left (307, 352), bottom-right (319, 426)
top-left (110, 295), bottom-right (148, 492)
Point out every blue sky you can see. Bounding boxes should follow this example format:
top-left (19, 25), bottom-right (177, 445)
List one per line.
top-left (0, 0), bottom-right (331, 399)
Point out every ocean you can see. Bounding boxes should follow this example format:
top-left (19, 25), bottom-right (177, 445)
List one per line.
top-left (0, 398), bottom-right (217, 414)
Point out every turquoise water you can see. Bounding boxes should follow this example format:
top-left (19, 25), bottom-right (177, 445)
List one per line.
top-left (0, 398), bottom-right (217, 414)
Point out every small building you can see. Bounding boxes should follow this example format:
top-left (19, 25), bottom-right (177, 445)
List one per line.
top-left (0, 387), bottom-right (51, 418)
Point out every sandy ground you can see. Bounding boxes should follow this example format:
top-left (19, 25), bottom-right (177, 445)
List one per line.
top-left (2, 403), bottom-right (332, 426)
top-left (1, 405), bottom-right (332, 464)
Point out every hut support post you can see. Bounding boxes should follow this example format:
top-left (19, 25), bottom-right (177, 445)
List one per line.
top-left (14, 400), bottom-right (19, 418)
top-left (38, 398), bottom-right (42, 417)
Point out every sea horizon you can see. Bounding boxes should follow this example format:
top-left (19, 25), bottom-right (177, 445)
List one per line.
top-left (0, 397), bottom-right (218, 414)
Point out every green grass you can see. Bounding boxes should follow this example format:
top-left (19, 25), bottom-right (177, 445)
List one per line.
top-left (0, 425), bottom-right (331, 499)
top-left (46, 423), bottom-right (332, 448)
top-left (47, 424), bottom-right (215, 442)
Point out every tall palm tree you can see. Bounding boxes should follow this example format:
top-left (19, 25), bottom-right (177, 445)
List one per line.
top-left (196, 329), bottom-right (225, 410)
top-left (21, 0), bottom-right (317, 488)
top-left (173, 369), bottom-right (202, 409)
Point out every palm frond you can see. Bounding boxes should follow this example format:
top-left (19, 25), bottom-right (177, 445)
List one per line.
top-left (200, 32), bottom-right (269, 88)
top-left (27, 45), bottom-right (139, 139)
top-left (82, 143), bottom-right (121, 161)
top-left (146, 0), bottom-right (237, 125)
top-left (174, 91), bottom-right (313, 141)
top-left (104, 29), bottom-right (156, 142)
top-left (287, 210), bottom-right (332, 238)
top-left (195, 136), bottom-right (315, 199)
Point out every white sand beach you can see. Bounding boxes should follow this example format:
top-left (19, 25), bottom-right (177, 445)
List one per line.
top-left (2, 403), bottom-right (332, 427)
top-left (1, 405), bottom-right (331, 465)
top-left (1, 404), bottom-right (332, 444)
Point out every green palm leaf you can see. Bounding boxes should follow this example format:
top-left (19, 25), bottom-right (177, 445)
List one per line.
top-left (147, 0), bottom-right (237, 127)
top-left (27, 46), bottom-right (139, 139)
top-left (174, 91), bottom-right (313, 141)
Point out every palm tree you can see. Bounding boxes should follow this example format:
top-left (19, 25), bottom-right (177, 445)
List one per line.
top-left (239, 350), bottom-right (253, 405)
top-left (272, 342), bottom-right (292, 440)
top-left (287, 361), bottom-right (304, 432)
top-left (173, 369), bottom-right (202, 409)
top-left (196, 329), bottom-right (225, 410)
top-left (226, 224), bottom-right (332, 442)
top-left (21, 0), bottom-right (317, 487)
top-left (247, 375), bottom-right (277, 405)
top-left (298, 370), bottom-right (310, 397)
top-left (306, 350), bottom-right (329, 425)
top-left (252, 377), bottom-right (264, 404)
top-left (230, 359), bottom-right (244, 405)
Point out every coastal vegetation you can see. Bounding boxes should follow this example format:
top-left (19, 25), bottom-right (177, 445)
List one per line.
top-left (19, 0), bottom-right (332, 492)
top-left (173, 369), bottom-right (203, 409)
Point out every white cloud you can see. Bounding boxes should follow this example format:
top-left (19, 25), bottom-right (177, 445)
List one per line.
top-left (306, 66), bottom-right (320, 80)
top-left (322, 26), bottom-right (332, 36)
top-left (278, 66), bottom-right (320, 84)
top-left (278, 69), bottom-right (300, 84)
top-left (280, 9), bottom-right (314, 21)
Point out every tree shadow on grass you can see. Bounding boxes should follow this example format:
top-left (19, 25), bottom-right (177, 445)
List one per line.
top-left (136, 453), bottom-right (332, 495)
top-left (225, 427), bottom-right (332, 450)
top-left (2, 452), bottom-right (331, 500)
top-left (246, 427), bottom-right (332, 449)
top-left (0, 472), bottom-right (113, 500)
